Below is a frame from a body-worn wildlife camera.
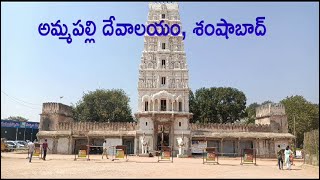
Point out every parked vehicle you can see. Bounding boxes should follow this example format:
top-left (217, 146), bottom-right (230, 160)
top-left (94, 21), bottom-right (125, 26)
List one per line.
top-left (16, 143), bottom-right (26, 149)
top-left (14, 141), bottom-right (28, 148)
top-left (8, 141), bottom-right (24, 149)
top-left (5, 141), bottom-right (16, 151)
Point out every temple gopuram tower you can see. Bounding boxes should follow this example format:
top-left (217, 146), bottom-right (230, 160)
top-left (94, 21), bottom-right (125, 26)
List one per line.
top-left (134, 2), bottom-right (192, 155)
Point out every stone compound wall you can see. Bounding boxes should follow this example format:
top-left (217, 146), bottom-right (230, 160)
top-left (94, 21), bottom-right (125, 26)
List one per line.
top-left (189, 123), bottom-right (272, 133)
top-left (56, 122), bottom-right (137, 132)
top-left (304, 129), bottom-right (319, 166)
top-left (38, 102), bottom-right (292, 156)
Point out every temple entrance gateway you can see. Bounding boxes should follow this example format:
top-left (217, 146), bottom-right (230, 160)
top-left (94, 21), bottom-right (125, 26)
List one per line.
top-left (157, 133), bottom-right (169, 149)
top-left (156, 124), bottom-right (170, 150)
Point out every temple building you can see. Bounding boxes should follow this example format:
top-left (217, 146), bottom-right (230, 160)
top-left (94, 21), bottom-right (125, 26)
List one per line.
top-left (37, 2), bottom-right (294, 158)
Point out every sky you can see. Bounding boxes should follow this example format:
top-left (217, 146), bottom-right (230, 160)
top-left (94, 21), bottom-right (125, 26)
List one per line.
top-left (1, 2), bottom-right (319, 122)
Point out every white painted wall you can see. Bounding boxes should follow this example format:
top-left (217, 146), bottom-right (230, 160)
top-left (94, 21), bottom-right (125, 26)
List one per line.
top-left (174, 117), bottom-right (188, 130)
top-left (138, 117), bottom-right (154, 131)
top-left (105, 138), bottom-right (122, 155)
top-left (57, 138), bottom-right (69, 154)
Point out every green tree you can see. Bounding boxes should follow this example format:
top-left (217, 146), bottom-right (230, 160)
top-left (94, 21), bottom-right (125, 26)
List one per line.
top-left (72, 89), bottom-right (134, 122)
top-left (245, 102), bottom-right (260, 124)
top-left (280, 95), bottom-right (319, 148)
top-left (189, 89), bottom-right (199, 123)
top-left (214, 87), bottom-right (247, 123)
top-left (261, 100), bottom-right (273, 105)
top-left (189, 87), bottom-right (247, 124)
top-left (7, 116), bottom-right (28, 122)
top-left (193, 87), bottom-right (218, 123)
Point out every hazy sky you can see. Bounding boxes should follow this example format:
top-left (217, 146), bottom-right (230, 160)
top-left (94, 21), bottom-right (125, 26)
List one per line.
top-left (1, 2), bottom-right (319, 122)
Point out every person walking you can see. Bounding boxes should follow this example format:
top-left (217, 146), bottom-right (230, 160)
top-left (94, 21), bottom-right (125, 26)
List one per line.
top-left (102, 140), bottom-right (109, 159)
top-left (284, 145), bottom-right (293, 170)
top-left (276, 145), bottom-right (284, 170)
top-left (42, 139), bottom-right (50, 161)
top-left (26, 140), bottom-right (31, 159)
top-left (28, 140), bottom-right (35, 163)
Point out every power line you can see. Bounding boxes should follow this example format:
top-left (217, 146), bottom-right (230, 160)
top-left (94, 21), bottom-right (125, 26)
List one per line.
top-left (1, 91), bottom-right (41, 110)
top-left (1, 91), bottom-right (41, 106)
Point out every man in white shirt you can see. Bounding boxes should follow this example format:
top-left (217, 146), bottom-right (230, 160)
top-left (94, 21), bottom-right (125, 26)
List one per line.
top-left (26, 140), bottom-right (31, 159)
top-left (28, 141), bottom-right (35, 163)
top-left (102, 140), bottom-right (109, 159)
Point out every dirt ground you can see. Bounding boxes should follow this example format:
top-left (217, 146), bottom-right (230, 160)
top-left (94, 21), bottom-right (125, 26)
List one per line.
top-left (1, 152), bottom-right (319, 179)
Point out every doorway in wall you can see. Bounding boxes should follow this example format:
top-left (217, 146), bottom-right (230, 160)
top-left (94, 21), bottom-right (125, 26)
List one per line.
top-left (156, 124), bottom-right (170, 150)
top-left (122, 137), bottom-right (134, 154)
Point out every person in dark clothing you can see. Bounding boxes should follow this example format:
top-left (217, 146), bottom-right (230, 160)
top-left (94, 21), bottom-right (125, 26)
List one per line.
top-left (277, 145), bottom-right (284, 170)
top-left (42, 139), bottom-right (50, 161)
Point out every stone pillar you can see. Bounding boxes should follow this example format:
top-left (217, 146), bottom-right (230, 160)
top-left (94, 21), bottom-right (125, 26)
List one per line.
top-left (172, 101), bottom-right (174, 112)
top-left (154, 122), bottom-right (157, 150)
top-left (254, 139), bottom-right (258, 157)
top-left (141, 138), bottom-right (144, 154)
top-left (183, 98), bottom-right (185, 112)
top-left (53, 137), bottom-right (58, 154)
top-left (134, 136), bottom-right (138, 155)
top-left (68, 136), bottom-right (71, 154)
top-left (238, 138), bottom-right (241, 156)
top-left (170, 122), bottom-right (174, 151)
top-left (188, 135), bottom-right (192, 155)
top-left (158, 100), bottom-right (160, 111)
top-left (220, 139), bottom-right (223, 156)
top-left (87, 136), bottom-right (90, 154)
top-left (153, 101), bottom-right (155, 112)
top-left (166, 98), bottom-right (168, 111)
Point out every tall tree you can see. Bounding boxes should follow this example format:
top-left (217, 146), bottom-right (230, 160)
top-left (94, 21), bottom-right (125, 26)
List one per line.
top-left (189, 89), bottom-right (199, 123)
top-left (280, 95), bottom-right (319, 148)
top-left (245, 102), bottom-right (260, 124)
top-left (72, 89), bottom-right (134, 122)
top-left (261, 100), bottom-right (273, 105)
top-left (214, 87), bottom-right (247, 123)
top-left (189, 87), bottom-right (247, 124)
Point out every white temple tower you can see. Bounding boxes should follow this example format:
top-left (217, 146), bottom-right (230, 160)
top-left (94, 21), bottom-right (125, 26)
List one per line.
top-left (135, 2), bottom-right (192, 155)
